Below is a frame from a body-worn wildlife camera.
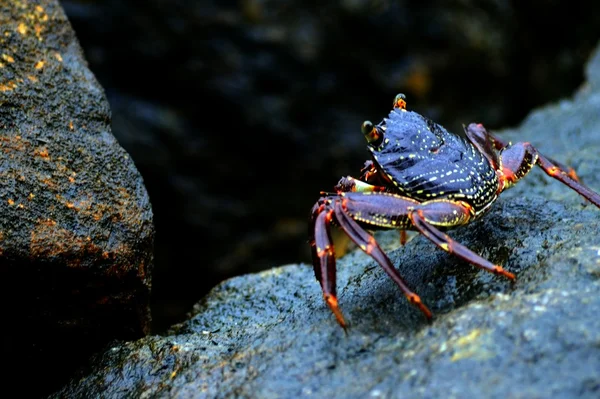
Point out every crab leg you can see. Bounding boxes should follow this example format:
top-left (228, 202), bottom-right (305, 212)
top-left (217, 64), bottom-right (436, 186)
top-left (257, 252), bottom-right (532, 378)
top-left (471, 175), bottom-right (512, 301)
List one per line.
top-left (333, 201), bottom-right (432, 320)
top-left (310, 192), bottom-right (435, 327)
top-left (339, 194), bottom-right (518, 281)
top-left (535, 152), bottom-right (599, 205)
top-left (311, 191), bottom-right (522, 327)
top-left (498, 142), bottom-right (600, 208)
top-left (408, 201), bottom-right (516, 280)
top-left (466, 123), bottom-right (597, 206)
top-left (310, 203), bottom-right (346, 328)
top-left (486, 130), bottom-right (578, 178)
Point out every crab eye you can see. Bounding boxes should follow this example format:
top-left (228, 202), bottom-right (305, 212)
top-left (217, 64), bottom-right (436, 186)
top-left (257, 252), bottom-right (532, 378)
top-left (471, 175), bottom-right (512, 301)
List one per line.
top-left (362, 120), bottom-right (382, 145)
top-left (361, 120), bottom-right (373, 135)
top-left (393, 93), bottom-right (407, 110)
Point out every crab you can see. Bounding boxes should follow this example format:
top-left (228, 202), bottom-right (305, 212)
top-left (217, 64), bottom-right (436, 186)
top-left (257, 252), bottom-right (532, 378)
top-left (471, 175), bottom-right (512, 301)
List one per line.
top-left (309, 94), bottom-right (600, 329)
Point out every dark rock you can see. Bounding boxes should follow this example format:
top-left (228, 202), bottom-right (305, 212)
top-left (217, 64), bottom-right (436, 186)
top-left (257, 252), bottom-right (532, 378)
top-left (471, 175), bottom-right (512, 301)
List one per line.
top-left (0, 1), bottom-right (153, 396)
top-left (53, 44), bottom-right (600, 398)
top-left (61, 0), bottom-right (600, 329)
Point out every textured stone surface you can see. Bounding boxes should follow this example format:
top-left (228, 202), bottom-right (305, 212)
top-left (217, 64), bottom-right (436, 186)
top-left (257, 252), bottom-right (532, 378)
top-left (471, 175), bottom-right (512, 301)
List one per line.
top-left (0, 1), bottom-right (153, 396)
top-left (53, 44), bottom-right (600, 398)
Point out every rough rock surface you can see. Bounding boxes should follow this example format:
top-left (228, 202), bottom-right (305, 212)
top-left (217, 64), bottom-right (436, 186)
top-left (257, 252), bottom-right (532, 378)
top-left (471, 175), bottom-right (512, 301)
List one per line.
top-left (54, 45), bottom-right (600, 397)
top-left (0, 1), bottom-right (153, 396)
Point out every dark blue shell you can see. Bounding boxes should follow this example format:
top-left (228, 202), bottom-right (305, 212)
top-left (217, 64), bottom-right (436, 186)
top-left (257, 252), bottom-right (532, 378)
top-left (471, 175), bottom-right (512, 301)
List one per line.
top-left (368, 108), bottom-right (499, 213)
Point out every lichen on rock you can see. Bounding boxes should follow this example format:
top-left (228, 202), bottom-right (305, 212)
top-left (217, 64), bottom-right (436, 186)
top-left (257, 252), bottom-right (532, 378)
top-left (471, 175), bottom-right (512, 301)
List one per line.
top-left (0, 1), bottom-right (154, 396)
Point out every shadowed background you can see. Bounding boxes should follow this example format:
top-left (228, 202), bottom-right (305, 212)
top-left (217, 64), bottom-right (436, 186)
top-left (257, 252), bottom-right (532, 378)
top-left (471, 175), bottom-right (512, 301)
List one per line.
top-left (61, 0), bottom-right (600, 331)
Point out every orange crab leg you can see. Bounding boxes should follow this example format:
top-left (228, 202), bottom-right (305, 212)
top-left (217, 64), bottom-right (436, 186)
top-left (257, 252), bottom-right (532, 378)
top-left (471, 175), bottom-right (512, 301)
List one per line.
top-left (497, 141), bottom-right (600, 207)
top-left (409, 202), bottom-right (516, 280)
top-left (311, 192), bottom-right (520, 328)
top-left (310, 204), bottom-right (347, 329)
top-left (466, 123), bottom-right (596, 205)
top-left (333, 201), bottom-right (432, 320)
top-left (536, 152), bottom-right (599, 206)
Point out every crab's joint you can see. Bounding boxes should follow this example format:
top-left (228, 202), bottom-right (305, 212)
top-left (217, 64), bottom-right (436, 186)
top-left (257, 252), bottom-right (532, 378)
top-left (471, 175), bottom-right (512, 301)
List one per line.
top-left (497, 168), bottom-right (517, 194)
top-left (324, 294), bottom-right (347, 329)
top-left (341, 198), bottom-right (349, 210)
top-left (547, 166), bottom-right (560, 176)
top-left (325, 209), bottom-right (334, 223)
top-left (501, 167), bottom-right (517, 182)
top-left (363, 236), bottom-right (376, 254)
top-left (316, 245), bottom-right (334, 258)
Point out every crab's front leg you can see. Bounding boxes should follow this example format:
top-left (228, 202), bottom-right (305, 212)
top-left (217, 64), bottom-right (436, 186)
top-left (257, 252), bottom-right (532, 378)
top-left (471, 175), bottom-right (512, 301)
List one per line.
top-left (310, 192), bottom-right (516, 328)
top-left (309, 200), bottom-right (345, 327)
top-left (334, 176), bottom-right (410, 246)
top-left (309, 192), bottom-right (431, 329)
top-left (333, 161), bottom-right (394, 194)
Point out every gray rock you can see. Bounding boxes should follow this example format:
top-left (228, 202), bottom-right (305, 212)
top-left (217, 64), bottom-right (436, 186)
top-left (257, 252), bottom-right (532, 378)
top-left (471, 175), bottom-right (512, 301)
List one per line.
top-left (54, 45), bottom-right (600, 398)
top-left (0, 1), bottom-right (153, 396)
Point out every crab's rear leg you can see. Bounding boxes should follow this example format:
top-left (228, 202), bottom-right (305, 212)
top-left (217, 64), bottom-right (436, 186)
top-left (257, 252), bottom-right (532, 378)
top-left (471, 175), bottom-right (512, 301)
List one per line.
top-left (535, 152), bottom-right (599, 205)
top-left (466, 123), bottom-right (598, 206)
top-left (475, 124), bottom-right (580, 181)
top-left (498, 141), bottom-right (600, 208)
top-left (311, 193), bottom-right (434, 328)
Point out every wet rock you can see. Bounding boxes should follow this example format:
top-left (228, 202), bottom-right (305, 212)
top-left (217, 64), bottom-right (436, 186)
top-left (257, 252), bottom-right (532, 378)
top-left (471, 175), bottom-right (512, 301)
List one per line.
top-left (53, 45), bottom-right (600, 398)
top-left (0, 1), bottom-right (153, 396)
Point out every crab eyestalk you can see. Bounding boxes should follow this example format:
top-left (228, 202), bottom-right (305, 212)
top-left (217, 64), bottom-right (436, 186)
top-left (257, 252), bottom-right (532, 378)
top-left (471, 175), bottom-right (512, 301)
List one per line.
top-left (362, 120), bottom-right (382, 146)
top-left (393, 93), bottom-right (407, 110)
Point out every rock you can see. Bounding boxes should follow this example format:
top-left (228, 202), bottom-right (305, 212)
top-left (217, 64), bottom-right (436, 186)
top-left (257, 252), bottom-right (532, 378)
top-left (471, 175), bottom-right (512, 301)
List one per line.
top-left (0, 1), bottom-right (153, 396)
top-left (54, 44), bottom-right (600, 397)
